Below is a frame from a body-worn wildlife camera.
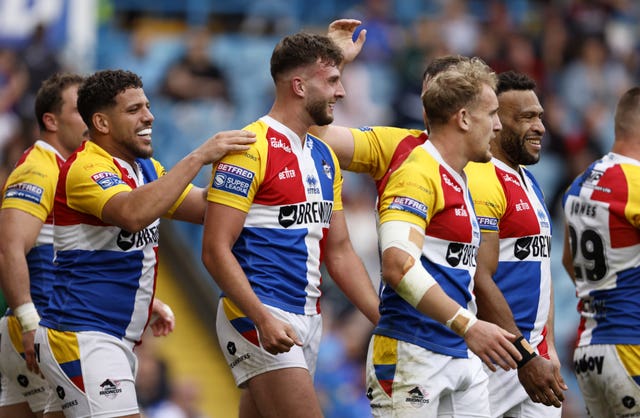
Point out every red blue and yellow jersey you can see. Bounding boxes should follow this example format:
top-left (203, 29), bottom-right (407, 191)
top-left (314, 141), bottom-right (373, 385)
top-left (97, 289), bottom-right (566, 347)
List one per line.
top-left (348, 126), bottom-right (427, 191)
top-left (207, 116), bottom-right (342, 315)
top-left (466, 158), bottom-right (552, 351)
top-left (562, 152), bottom-right (640, 346)
top-left (376, 138), bottom-right (480, 358)
top-left (40, 140), bottom-right (190, 344)
top-left (1, 140), bottom-right (63, 313)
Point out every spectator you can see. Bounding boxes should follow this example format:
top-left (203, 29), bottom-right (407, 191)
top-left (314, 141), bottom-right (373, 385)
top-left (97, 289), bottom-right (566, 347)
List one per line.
top-left (159, 28), bottom-right (230, 104)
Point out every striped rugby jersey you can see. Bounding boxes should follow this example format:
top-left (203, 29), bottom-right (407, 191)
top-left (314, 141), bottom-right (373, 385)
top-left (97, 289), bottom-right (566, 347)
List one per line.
top-left (376, 139), bottom-right (480, 358)
top-left (207, 115), bottom-right (343, 315)
top-left (562, 152), bottom-right (640, 346)
top-left (40, 140), bottom-right (190, 344)
top-left (1, 140), bottom-right (64, 313)
top-left (466, 158), bottom-right (552, 353)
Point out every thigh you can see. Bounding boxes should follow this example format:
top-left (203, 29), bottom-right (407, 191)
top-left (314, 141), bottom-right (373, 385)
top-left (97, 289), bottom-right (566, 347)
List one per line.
top-left (216, 298), bottom-right (321, 387)
top-left (0, 316), bottom-right (50, 412)
top-left (246, 367), bottom-right (322, 418)
top-left (35, 327), bottom-right (139, 418)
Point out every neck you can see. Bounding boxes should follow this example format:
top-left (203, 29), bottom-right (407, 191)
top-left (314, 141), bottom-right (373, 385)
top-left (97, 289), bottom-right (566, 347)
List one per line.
top-left (268, 100), bottom-right (310, 141)
top-left (611, 138), bottom-right (640, 161)
top-left (429, 134), bottom-right (467, 175)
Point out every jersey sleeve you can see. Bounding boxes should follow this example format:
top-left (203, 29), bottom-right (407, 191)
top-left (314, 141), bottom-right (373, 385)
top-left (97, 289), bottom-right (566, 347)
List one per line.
top-left (207, 121), bottom-right (266, 212)
top-left (348, 126), bottom-right (424, 181)
top-left (377, 147), bottom-right (436, 230)
top-left (1, 147), bottom-right (57, 222)
top-left (330, 147), bottom-right (344, 212)
top-left (466, 162), bottom-right (505, 233)
top-left (65, 155), bottom-right (133, 219)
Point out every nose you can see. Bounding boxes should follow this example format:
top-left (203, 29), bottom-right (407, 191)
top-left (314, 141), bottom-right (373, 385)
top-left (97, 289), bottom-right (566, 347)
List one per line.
top-left (335, 80), bottom-right (346, 99)
top-left (143, 107), bottom-right (155, 123)
top-left (532, 117), bottom-right (545, 135)
top-left (493, 114), bottom-right (502, 131)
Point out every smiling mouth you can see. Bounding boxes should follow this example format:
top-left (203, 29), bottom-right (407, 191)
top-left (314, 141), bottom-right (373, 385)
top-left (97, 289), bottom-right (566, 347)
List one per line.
top-left (137, 128), bottom-right (152, 139)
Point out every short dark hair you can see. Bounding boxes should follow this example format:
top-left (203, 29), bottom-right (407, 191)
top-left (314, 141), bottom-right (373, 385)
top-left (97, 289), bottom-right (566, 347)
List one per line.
top-left (496, 71), bottom-right (536, 95)
top-left (270, 32), bottom-right (343, 82)
top-left (77, 69), bottom-right (143, 129)
top-left (422, 55), bottom-right (468, 82)
top-left (614, 86), bottom-right (640, 137)
top-left (35, 73), bottom-right (85, 131)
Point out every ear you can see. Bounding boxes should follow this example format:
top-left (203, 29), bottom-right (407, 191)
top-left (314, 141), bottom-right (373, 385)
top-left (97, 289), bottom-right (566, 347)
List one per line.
top-left (291, 76), bottom-right (305, 97)
top-left (456, 108), bottom-right (470, 132)
top-left (42, 112), bottom-right (57, 132)
top-left (93, 113), bottom-right (110, 134)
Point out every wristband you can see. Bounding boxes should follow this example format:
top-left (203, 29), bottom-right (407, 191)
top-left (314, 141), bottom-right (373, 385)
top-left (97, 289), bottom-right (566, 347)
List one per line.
top-left (14, 302), bottom-right (40, 333)
top-left (445, 306), bottom-right (478, 337)
top-left (513, 336), bottom-right (538, 368)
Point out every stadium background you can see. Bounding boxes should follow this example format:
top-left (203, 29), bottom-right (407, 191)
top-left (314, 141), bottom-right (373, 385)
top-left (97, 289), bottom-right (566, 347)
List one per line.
top-left (3, 0), bottom-right (639, 416)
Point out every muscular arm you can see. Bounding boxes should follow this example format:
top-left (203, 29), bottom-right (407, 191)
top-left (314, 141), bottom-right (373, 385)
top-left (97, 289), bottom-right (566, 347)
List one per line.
top-left (379, 221), bottom-right (520, 371)
top-left (475, 231), bottom-right (566, 406)
top-left (309, 125), bottom-right (355, 169)
top-left (202, 202), bottom-right (301, 354)
top-left (170, 186), bottom-right (207, 224)
top-left (323, 210), bottom-right (379, 324)
top-left (474, 232), bottom-right (520, 333)
top-left (0, 208), bottom-right (43, 373)
top-left (102, 130), bottom-right (255, 232)
top-left (0, 209), bottom-right (41, 309)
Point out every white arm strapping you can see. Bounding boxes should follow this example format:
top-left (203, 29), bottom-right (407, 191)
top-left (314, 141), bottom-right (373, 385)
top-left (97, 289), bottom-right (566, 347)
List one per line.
top-left (14, 302), bottom-right (40, 332)
top-left (379, 221), bottom-right (436, 307)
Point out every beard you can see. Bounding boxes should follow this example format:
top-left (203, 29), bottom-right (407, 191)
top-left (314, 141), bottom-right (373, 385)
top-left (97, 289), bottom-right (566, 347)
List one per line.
top-left (501, 131), bottom-right (539, 166)
top-left (307, 99), bottom-right (333, 126)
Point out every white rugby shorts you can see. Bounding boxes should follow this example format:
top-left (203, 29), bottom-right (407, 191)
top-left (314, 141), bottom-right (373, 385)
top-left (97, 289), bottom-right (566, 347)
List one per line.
top-left (366, 334), bottom-right (490, 417)
top-left (216, 297), bottom-right (322, 387)
top-left (34, 326), bottom-right (139, 418)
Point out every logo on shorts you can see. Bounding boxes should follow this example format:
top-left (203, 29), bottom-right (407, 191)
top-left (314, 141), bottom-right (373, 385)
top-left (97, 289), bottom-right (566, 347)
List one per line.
top-left (622, 396), bottom-right (636, 409)
top-left (99, 379), bottom-right (123, 399)
top-left (17, 374), bottom-right (29, 387)
top-left (57, 385), bottom-right (66, 399)
top-left (367, 387), bottom-right (373, 400)
top-left (227, 341), bottom-right (237, 355)
top-left (405, 386), bottom-right (429, 408)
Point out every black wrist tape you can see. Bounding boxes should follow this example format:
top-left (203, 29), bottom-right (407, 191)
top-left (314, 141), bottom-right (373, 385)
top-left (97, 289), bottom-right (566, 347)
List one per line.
top-left (513, 336), bottom-right (537, 368)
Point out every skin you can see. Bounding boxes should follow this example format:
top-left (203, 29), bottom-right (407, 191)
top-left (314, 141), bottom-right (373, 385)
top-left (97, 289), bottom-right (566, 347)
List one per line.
top-left (0, 83), bottom-right (86, 418)
top-left (203, 46), bottom-right (379, 418)
top-left (324, 19), bottom-right (567, 407)
top-left (473, 87), bottom-right (567, 407)
top-left (89, 86), bottom-right (256, 232)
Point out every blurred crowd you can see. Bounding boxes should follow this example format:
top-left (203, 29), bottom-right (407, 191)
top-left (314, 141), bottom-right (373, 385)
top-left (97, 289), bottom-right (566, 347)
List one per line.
top-left (1, 0), bottom-right (639, 416)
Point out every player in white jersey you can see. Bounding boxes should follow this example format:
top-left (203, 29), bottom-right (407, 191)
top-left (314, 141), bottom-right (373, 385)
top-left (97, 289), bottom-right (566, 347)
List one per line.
top-left (33, 69), bottom-right (256, 418)
top-left (562, 86), bottom-right (640, 418)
